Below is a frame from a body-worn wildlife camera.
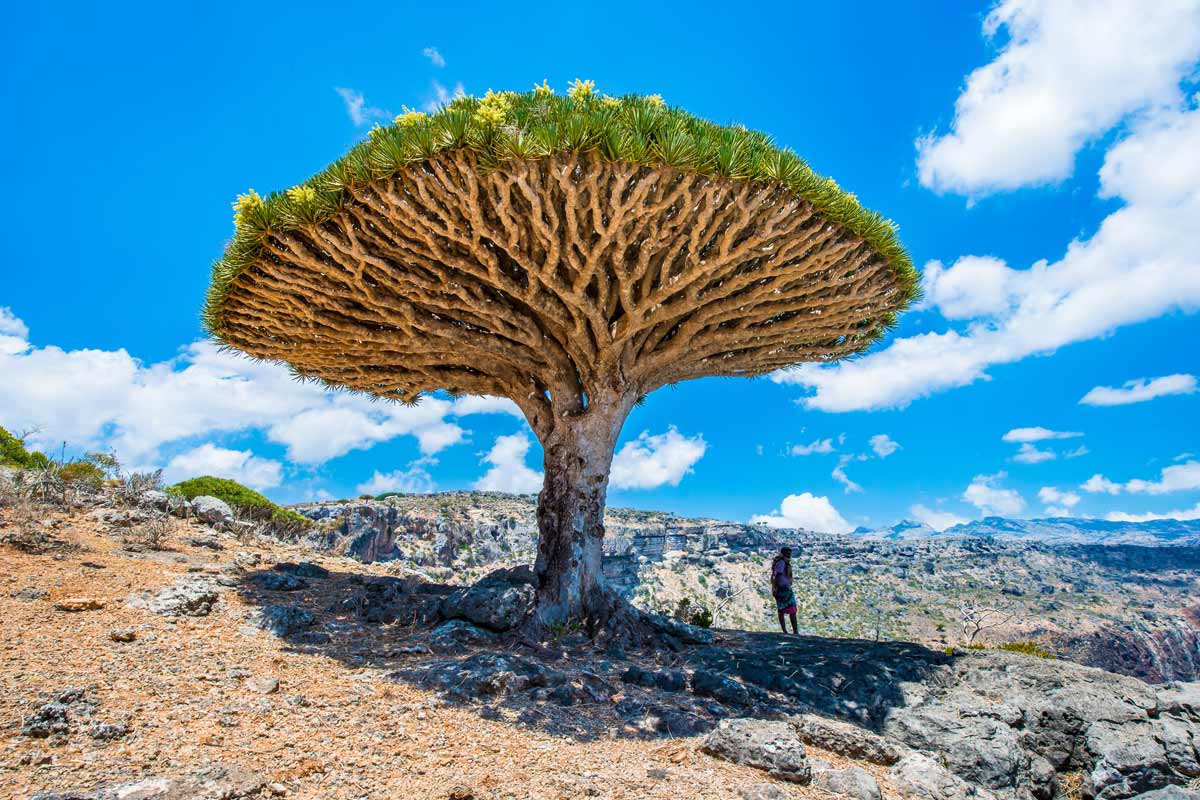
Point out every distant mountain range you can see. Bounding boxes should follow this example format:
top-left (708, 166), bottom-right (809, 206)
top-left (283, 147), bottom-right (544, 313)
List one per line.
top-left (854, 516), bottom-right (1200, 546)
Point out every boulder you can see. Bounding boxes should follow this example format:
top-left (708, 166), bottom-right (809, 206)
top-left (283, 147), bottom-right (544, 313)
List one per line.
top-left (1128, 788), bottom-right (1200, 800)
top-left (191, 495), bottom-right (234, 526)
top-left (133, 579), bottom-right (219, 617)
top-left (812, 765), bottom-right (882, 800)
top-left (249, 604), bottom-right (315, 636)
top-left (430, 619), bottom-right (497, 652)
top-left (440, 567), bottom-right (534, 632)
top-left (890, 753), bottom-right (999, 800)
top-left (1158, 683), bottom-right (1200, 722)
top-left (21, 703), bottom-right (70, 737)
top-left (255, 572), bottom-right (306, 592)
top-left (139, 489), bottom-right (169, 510)
top-left (788, 713), bottom-right (905, 765)
top-left (1086, 720), bottom-right (1177, 800)
top-left (700, 718), bottom-right (812, 783)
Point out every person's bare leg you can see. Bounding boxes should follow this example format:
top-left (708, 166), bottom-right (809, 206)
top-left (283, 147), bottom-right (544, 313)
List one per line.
top-left (789, 612), bottom-right (798, 635)
top-left (778, 610), bottom-right (788, 634)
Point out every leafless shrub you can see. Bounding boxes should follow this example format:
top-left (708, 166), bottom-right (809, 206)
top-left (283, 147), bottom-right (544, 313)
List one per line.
top-left (121, 469), bottom-right (163, 505)
top-left (125, 514), bottom-right (173, 551)
top-left (958, 600), bottom-right (1023, 646)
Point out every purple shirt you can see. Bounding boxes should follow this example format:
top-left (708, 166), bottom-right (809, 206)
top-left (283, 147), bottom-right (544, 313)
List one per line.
top-left (772, 558), bottom-right (791, 589)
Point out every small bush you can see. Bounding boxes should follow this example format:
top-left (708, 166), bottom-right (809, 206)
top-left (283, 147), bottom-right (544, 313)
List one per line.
top-left (0, 426), bottom-right (50, 470)
top-left (167, 476), bottom-right (311, 531)
top-left (997, 641), bottom-right (1055, 659)
top-left (672, 598), bottom-right (714, 629)
top-left (126, 514), bottom-right (172, 550)
top-left (57, 460), bottom-right (105, 489)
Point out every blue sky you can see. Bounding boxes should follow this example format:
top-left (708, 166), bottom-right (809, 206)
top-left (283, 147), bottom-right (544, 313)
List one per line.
top-left (2, 1), bottom-right (1198, 532)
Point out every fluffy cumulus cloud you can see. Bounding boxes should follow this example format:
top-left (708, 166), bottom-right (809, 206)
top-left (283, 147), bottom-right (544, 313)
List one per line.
top-left (0, 309), bottom-right (522, 476)
top-left (964, 472), bottom-right (1025, 517)
top-left (916, 0), bottom-right (1200, 195)
top-left (356, 458), bottom-right (437, 496)
top-left (161, 444), bottom-right (282, 490)
top-left (789, 438), bottom-right (834, 456)
top-left (1038, 485), bottom-right (1081, 517)
top-left (869, 434), bottom-right (900, 458)
top-left (1083, 460), bottom-right (1200, 495)
top-left (610, 427), bottom-right (707, 490)
top-left (1106, 501), bottom-right (1200, 523)
top-left (910, 504), bottom-right (968, 532)
top-left (473, 433), bottom-right (543, 494)
top-left (774, 5), bottom-right (1200, 414)
top-left (752, 492), bottom-right (852, 534)
top-left (1080, 374), bottom-right (1198, 406)
top-left (1013, 443), bottom-right (1056, 464)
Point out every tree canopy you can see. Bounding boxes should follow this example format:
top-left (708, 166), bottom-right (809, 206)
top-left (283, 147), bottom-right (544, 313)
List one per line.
top-left (204, 82), bottom-right (916, 428)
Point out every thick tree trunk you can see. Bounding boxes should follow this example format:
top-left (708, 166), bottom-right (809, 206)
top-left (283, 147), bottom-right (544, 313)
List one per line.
top-left (531, 399), bottom-right (631, 632)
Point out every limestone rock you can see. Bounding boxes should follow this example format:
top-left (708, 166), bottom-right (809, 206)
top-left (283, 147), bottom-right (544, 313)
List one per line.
top-left (55, 597), bottom-right (106, 612)
top-left (700, 718), bottom-right (812, 783)
top-left (191, 495), bottom-right (234, 526)
top-left (788, 713), bottom-right (905, 765)
top-left (249, 604), bottom-right (315, 636)
top-left (890, 753), bottom-right (999, 800)
top-left (440, 566), bottom-right (534, 632)
top-left (133, 578), bottom-right (219, 617)
top-left (812, 765), bottom-right (883, 800)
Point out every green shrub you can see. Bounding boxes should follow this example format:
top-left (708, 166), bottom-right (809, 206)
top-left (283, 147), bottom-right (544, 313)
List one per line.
top-left (167, 476), bottom-right (311, 530)
top-left (375, 492), bottom-right (403, 500)
top-left (997, 641), bottom-right (1055, 659)
top-left (672, 598), bottom-right (714, 629)
top-left (0, 426), bottom-right (50, 470)
top-left (57, 460), bottom-right (105, 488)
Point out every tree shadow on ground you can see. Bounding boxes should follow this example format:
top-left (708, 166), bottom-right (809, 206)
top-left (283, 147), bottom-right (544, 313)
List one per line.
top-left (235, 562), bottom-right (952, 742)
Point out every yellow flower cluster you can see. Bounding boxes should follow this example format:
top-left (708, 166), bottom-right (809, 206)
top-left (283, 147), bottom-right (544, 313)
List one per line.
top-left (474, 89), bottom-right (513, 127)
top-left (532, 80), bottom-right (554, 98)
top-left (646, 94), bottom-right (665, 108)
top-left (286, 185), bottom-right (318, 206)
top-left (394, 107), bottom-right (427, 127)
top-left (567, 78), bottom-right (595, 100)
top-left (600, 95), bottom-right (620, 109)
top-left (232, 189), bottom-right (263, 225)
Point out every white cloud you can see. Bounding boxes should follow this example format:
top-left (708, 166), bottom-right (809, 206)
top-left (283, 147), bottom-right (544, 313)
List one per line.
top-left (451, 396), bottom-right (523, 418)
top-left (1082, 461), bottom-right (1200, 495)
top-left (1013, 443), bottom-right (1056, 464)
top-left (752, 492), bottom-right (852, 534)
top-left (1038, 486), bottom-right (1081, 510)
top-left (1065, 446), bottom-right (1090, 459)
top-left (0, 310), bottom-right (522, 472)
top-left (0, 306), bottom-right (29, 355)
top-left (1081, 474), bottom-right (1122, 494)
top-left (790, 438), bottom-right (834, 456)
top-left (161, 444), bottom-right (282, 490)
top-left (473, 433), bottom-right (543, 494)
top-left (1002, 426), bottom-right (1083, 443)
top-left (910, 503), bottom-right (968, 532)
top-left (831, 454), bottom-right (863, 494)
top-left (356, 458), bottom-right (437, 496)
top-left (334, 87), bottom-right (389, 127)
top-left (776, 39), bottom-right (1200, 414)
top-left (1106, 501), bottom-right (1200, 522)
top-left (1080, 374), bottom-right (1197, 406)
top-left (869, 434), bottom-right (900, 458)
top-left (611, 427), bottom-right (706, 490)
top-left (916, 0), bottom-right (1200, 195)
top-left (964, 472), bottom-right (1025, 517)
top-left (425, 80), bottom-right (466, 112)
top-left (422, 47), bottom-right (445, 67)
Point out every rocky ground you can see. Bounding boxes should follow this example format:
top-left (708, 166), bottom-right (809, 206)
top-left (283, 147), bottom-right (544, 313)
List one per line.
top-left (295, 494), bottom-right (1200, 683)
top-left (3, 484), bottom-right (1200, 800)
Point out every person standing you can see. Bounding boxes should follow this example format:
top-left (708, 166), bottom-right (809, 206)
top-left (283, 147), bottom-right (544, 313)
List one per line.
top-left (771, 547), bottom-right (798, 635)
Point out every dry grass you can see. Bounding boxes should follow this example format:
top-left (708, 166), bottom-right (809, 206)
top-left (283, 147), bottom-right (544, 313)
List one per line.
top-left (1060, 771), bottom-right (1084, 800)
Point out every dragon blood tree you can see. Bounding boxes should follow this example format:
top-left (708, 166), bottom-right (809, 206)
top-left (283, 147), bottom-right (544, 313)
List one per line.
top-left (204, 80), bottom-right (917, 634)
